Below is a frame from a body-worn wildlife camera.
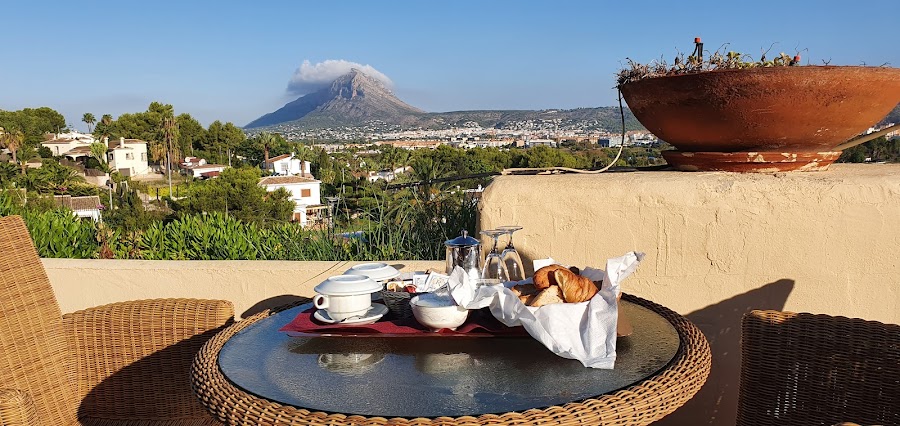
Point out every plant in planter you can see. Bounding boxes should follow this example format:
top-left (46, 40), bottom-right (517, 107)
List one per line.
top-left (617, 38), bottom-right (900, 172)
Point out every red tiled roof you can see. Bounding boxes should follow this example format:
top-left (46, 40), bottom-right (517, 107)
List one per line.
top-left (259, 176), bottom-right (319, 185)
top-left (54, 195), bottom-right (101, 211)
top-left (64, 146), bottom-right (93, 155)
top-left (185, 164), bottom-right (226, 170)
top-left (108, 139), bottom-right (146, 149)
top-left (265, 154), bottom-right (291, 163)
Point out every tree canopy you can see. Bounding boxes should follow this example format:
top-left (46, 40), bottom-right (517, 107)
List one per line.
top-left (176, 167), bottom-right (294, 224)
top-left (0, 107), bottom-right (66, 147)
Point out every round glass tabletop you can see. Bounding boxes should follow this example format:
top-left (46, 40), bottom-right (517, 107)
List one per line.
top-left (218, 300), bottom-right (679, 418)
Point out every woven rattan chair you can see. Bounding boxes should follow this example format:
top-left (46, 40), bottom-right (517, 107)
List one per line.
top-left (737, 310), bottom-right (900, 426)
top-left (191, 293), bottom-right (711, 425)
top-left (0, 215), bottom-right (234, 425)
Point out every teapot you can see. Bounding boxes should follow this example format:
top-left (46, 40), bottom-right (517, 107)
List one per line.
top-left (444, 230), bottom-right (482, 279)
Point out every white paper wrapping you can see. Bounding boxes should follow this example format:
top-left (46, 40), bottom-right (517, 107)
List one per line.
top-left (449, 251), bottom-right (644, 368)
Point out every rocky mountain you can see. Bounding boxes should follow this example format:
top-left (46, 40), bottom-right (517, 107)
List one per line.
top-left (245, 69), bottom-right (426, 129)
top-left (245, 69), bottom-right (644, 132)
top-left (881, 103), bottom-right (900, 125)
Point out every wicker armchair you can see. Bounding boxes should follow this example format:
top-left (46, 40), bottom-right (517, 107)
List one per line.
top-left (0, 215), bottom-right (234, 425)
top-left (737, 310), bottom-right (900, 426)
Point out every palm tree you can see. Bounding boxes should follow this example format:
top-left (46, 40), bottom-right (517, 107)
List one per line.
top-left (82, 113), bottom-right (96, 133)
top-left (94, 114), bottom-right (114, 140)
top-left (161, 115), bottom-right (180, 196)
top-left (0, 127), bottom-right (25, 174)
top-left (258, 132), bottom-right (276, 165)
top-left (409, 155), bottom-right (449, 198)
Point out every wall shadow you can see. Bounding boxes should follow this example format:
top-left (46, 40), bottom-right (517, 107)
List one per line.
top-left (77, 325), bottom-right (229, 423)
top-left (653, 279), bottom-right (794, 426)
top-left (242, 295), bottom-right (311, 318)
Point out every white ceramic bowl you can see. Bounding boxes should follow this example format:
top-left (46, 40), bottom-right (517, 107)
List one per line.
top-left (410, 294), bottom-right (469, 331)
top-left (344, 262), bottom-right (400, 282)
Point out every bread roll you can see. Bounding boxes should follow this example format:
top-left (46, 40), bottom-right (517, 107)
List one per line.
top-left (518, 294), bottom-right (537, 305)
top-left (511, 283), bottom-right (537, 297)
top-left (533, 264), bottom-right (567, 290)
top-left (553, 268), bottom-right (598, 303)
top-left (529, 285), bottom-right (565, 307)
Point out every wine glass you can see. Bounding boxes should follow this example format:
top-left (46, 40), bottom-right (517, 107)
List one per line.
top-left (480, 229), bottom-right (509, 281)
top-left (498, 225), bottom-right (525, 282)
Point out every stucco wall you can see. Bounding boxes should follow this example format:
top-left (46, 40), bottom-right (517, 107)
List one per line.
top-left (43, 259), bottom-right (444, 319)
top-left (479, 163), bottom-right (900, 426)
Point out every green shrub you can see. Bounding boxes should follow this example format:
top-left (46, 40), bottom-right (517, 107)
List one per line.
top-left (0, 185), bottom-right (477, 261)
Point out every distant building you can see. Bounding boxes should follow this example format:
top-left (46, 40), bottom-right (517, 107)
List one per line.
top-left (525, 139), bottom-right (557, 148)
top-left (106, 137), bottom-right (150, 176)
top-left (366, 166), bottom-right (411, 183)
top-left (41, 131), bottom-right (95, 156)
top-left (54, 195), bottom-right (102, 222)
top-left (374, 140), bottom-right (445, 150)
top-left (265, 153), bottom-right (313, 177)
top-left (180, 157), bottom-right (228, 179)
top-left (258, 175), bottom-right (325, 228)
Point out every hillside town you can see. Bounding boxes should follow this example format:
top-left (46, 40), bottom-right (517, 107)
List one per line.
top-left (248, 115), bottom-right (648, 145)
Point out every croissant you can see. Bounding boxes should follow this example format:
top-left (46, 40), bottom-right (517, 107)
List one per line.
top-left (532, 264), bottom-right (568, 290)
top-left (553, 268), bottom-right (598, 303)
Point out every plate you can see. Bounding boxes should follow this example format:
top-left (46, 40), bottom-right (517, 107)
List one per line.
top-left (314, 303), bottom-right (389, 325)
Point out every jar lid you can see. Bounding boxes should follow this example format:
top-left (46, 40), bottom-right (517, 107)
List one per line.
top-left (314, 275), bottom-right (382, 296)
top-left (445, 229), bottom-right (480, 247)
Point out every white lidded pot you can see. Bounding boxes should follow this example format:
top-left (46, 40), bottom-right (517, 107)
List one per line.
top-left (313, 275), bottom-right (382, 321)
top-left (344, 262), bottom-right (400, 282)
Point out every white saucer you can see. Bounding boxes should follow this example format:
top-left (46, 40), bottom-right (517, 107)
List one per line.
top-left (314, 304), bottom-right (389, 325)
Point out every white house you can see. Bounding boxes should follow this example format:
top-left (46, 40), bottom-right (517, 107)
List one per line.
top-left (106, 137), bottom-right (150, 176)
top-left (54, 195), bottom-right (102, 222)
top-left (181, 157), bottom-right (228, 179)
top-left (41, 131), bottom-right (95, 156)
top-left (265, 153), bottom-right (313, 177)
top-left (258, 175), bottom-right (324, 228)
top-left (366, 166), bottom-right (412, 183)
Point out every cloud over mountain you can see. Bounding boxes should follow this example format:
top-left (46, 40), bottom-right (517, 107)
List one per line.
top-left (286, 59), bottom-right (393, 95)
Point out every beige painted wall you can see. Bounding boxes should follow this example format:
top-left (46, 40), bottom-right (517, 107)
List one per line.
top-left (44, 259), bottom-right (443, 319)
top-left (479, 163), bottom-right (900, 426)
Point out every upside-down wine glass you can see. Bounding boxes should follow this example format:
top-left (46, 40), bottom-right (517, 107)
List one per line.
top-left (480, 229), bottom-right (510, 282)
top-left (498, 225), bottom-right (525, 282)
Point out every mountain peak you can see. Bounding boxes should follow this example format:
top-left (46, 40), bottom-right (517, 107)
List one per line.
top-left (245, 70), bottom-right (423, 129)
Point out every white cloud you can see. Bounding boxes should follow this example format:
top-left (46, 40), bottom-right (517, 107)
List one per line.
top-left (286, 59), bottom-right (393, 95)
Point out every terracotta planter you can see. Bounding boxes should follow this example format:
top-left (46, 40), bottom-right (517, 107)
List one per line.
top-left (619, 66), bottom-right (900, 172)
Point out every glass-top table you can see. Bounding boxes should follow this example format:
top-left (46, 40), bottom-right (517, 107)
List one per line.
top-left (217, 300), bottom-right (680, 418)
top-left (192, 293), bottom-right (711, 425)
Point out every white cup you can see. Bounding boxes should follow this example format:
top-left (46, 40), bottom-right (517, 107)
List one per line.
top-left (312, 275), bottom-right (381, 322)
top-left (313, 293), bottom-right (372, 321)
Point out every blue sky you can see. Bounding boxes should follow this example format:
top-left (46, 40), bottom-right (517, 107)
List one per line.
top-left (2, 0), bottom-right (897, 130)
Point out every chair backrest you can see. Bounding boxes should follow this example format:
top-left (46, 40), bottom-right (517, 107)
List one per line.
top-left (737, 310), bottom-right (900, 426)
top-left (0, 215), bottom-right (77, 424)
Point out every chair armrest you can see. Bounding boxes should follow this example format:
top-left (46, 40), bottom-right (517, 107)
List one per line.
top-left (0, 389), bottom-right (39, 426)
top-left (63, 298), bottom-right (233, 421)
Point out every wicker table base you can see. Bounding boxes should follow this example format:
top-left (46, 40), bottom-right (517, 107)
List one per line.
top-left (191, 294), bottom-right (711, 425)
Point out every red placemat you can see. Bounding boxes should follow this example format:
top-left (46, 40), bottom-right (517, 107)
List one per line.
top-left (279, 304), bottom-right (528, 337)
